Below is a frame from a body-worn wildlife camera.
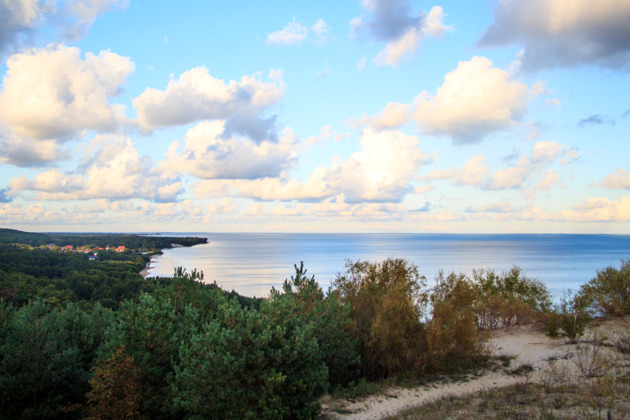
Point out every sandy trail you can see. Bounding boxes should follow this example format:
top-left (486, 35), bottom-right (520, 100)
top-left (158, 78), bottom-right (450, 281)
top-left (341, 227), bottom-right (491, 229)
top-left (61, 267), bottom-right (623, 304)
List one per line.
top-left (320, 320), bottom-right (628, 420)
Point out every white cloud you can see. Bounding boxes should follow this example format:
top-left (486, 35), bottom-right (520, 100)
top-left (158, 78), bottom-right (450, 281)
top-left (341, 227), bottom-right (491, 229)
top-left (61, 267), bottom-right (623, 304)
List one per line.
top-left (60, 0), bottom-right (129, 39)
top-left (267, 18), bottom-right (308, 46)
top-left (312, 18), bottom-right (330, 43)
top-left (562, 196), bottom-right (630, 222)
top-left (0, 0), bottom-right (43, 54)
top-left (487, 166), bottom-right (528, 190)
top-left (351, 102), bottom-right (412, 130)
top-left (204, 128), bottom-right (432, 204)
top-left (480, 0), bottom-right (630, 71)
top-left (422, 155), bottom-right (491, 186)
top-left (9, 134), bottom-right (182, 202)
top-left (422, 141), bottom-right (576, 194)
top-left (133, 67), bottom-right (282, 141)
top-left (352, 1), bottom-right (452, 67)
top-left (600, 168), bottom-right (630, 189)
top-left (0, 0), bottom-right (128, 54)
top-left (0, 45), bottom-right (133, 140)
top-left (0, 129), bottom-right (62, 167)
top-left (532, 169), bottom-right (563, 191)
top-left (324, 128), bottom-right (432, 203)
top-left (160, 120), bottom-right (298, 180)
top-left (374, 6), bottom-right (451, 67)
top-left (531, 141), bottom-right (564, 164)
top-left (412, 56), bottom-right (530, 144)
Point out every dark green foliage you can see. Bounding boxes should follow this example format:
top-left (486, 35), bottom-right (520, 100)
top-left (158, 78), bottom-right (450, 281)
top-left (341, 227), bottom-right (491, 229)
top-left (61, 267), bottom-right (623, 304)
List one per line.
top-left (272, 262), bottom-right (359, 389)
top-left (0, 300), bottom-right (104, 419)
top-left (0, 244), bottom-right (151, 309)
top-left (173, 295), bottom-right (328, 419)
top-left (0, 228), bottom-right (207, 249)
top-left (577, 259), bottom-right (630, 316)
top-left (106, 293), bottom-right (200, 419)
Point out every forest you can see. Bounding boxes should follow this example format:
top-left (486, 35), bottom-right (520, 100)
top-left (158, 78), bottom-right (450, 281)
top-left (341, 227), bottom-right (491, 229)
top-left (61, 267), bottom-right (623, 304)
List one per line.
top-left (1, 229), bottom-right (629, 419)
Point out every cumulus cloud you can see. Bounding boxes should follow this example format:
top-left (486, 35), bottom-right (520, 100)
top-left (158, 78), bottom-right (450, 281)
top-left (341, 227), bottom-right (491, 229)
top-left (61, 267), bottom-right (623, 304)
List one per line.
top-left (59, 0), bottom-right (130, 39)
top-left (351, 102), bottom-right (412, 130)
top-left (0, 0), bottom-right (44, 54)
top-left (374, 6), bottom-right (450, 67)
top-left (479, 0), bottom-right (630, 71)
top-left (9, 134), bottom-right (182, 202)
top-left (267, 18), bottom-right (308, 45)
top-left (0, 44), bottom-right (133, 140)
top-left (160, 120), bottom-right (298, 180)
top-left (600, 168), bottom-right (630, 189)
top-left (0, 129), bottom-right (63, 167)
top-left (199, 128), bottom-right (432, 204)
top-left (133, 67), bottom-right (282, 141)
top-left (351, 0), bottom-right (451, 67)
top-left (423, 141), bottom-right (576, 194)
top-left (422, 155), bottom-right (491, 186)
top-left (486, 141), bottom-right (567, 191)
top-left (562, 196), bottom-right (630, 222)
top-left (412, 57), bottom-right (531, 144)
top-left (0, 0), bottom-right (128, 55)
top-left (359, 57), bottom-right (534, 143)
top-left (532, 169), bottom-right (563, 191)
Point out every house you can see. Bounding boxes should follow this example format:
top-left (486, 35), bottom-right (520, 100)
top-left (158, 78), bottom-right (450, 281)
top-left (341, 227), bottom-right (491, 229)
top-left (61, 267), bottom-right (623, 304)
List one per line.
top-left (115, 246), bottom-right (126, 253)
top-left (63, 245), bottom-right (73, 252)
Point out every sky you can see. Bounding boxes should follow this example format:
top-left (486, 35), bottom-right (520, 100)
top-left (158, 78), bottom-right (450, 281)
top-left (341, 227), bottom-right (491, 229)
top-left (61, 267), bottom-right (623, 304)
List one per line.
top-left (0, 0), bottom-right (629, 234)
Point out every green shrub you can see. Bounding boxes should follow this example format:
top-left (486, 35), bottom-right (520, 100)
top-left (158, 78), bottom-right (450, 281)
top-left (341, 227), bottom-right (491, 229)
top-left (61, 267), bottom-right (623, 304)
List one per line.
top-left (173, 297), bottom-right (328, 419)
top-left (0, 300), bottom-right (89, 419)
top-left (272, 262), bottom-right (359, 390)
top-left (473, 267), bottom-right (552, 329)
top-left (577, 260), bottom-right (630, 317)
top-left (545, 291), bottom-right (590, 342)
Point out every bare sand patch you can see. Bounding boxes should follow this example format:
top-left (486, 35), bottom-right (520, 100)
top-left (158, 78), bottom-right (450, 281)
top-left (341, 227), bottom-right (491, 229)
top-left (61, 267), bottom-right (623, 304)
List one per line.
top-left (320, 318), bottom-right (629, 420)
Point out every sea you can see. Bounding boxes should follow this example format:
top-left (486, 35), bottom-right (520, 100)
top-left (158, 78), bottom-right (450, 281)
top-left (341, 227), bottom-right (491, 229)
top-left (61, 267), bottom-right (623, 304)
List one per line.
top-left (146, 233), bottom-right (630, 299)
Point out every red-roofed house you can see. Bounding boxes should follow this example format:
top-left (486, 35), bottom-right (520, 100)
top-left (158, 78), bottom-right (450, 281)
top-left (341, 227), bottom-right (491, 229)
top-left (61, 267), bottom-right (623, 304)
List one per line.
top-left (115, 246), bottom-right (126, 253)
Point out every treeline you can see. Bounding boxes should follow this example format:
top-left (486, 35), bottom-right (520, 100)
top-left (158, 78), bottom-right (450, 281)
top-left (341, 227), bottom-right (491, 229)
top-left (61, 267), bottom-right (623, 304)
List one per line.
top-left (0, 228), bottom-right (207, 250)
top-left (0, 244), bottom-right (150, 309)
top-left (0, 229), bottom-right (208, 309)
top-left (0, 233), bottom-right (628, 418)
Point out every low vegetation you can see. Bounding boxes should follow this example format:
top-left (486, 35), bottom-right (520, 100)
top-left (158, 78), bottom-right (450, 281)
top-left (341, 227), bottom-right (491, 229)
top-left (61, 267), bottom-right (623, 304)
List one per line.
top-left (0, 229), bottom-right (629, 419)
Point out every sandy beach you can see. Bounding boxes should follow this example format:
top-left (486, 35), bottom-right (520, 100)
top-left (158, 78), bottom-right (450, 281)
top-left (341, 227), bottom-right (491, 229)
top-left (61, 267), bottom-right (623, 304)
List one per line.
top-left (321, 317), bottom-right (630, 419)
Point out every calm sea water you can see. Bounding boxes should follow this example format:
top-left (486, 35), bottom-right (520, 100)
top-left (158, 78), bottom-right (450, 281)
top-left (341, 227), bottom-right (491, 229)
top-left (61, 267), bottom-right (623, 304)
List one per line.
top-left (147, 233), bottom-right (630, 298)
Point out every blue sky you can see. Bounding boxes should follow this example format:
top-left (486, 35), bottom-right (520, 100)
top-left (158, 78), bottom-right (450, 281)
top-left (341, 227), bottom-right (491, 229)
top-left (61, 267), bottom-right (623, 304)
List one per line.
top-left (1, 0), bottom-right (629, 233)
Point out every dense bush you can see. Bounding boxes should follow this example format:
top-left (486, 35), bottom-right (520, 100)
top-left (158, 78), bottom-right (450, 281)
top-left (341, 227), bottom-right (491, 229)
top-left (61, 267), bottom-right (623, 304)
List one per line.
top-left (332, 258), bottom-right (429, 379)
top-left (577, 259), bottom-right (630, 316)
top-left (270, 262), bottom-right (358, 389)
top-left (173, 296), bottom-right (328, 419)
top-left (472, 267), bottom-right (552, 329)
top-left (427, 272), bottom-right (489, 372)
top-left (0, 300), bottom-right (112, 419)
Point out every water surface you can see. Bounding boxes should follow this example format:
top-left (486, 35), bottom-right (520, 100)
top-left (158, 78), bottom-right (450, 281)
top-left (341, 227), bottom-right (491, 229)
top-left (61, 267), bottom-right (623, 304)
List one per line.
top-left (147, 233), bottom-right (630, 298)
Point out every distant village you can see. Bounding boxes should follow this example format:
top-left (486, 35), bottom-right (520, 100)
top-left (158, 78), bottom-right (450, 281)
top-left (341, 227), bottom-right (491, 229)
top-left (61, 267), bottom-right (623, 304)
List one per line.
top-left (47, 244), bottom-right (127, 260)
